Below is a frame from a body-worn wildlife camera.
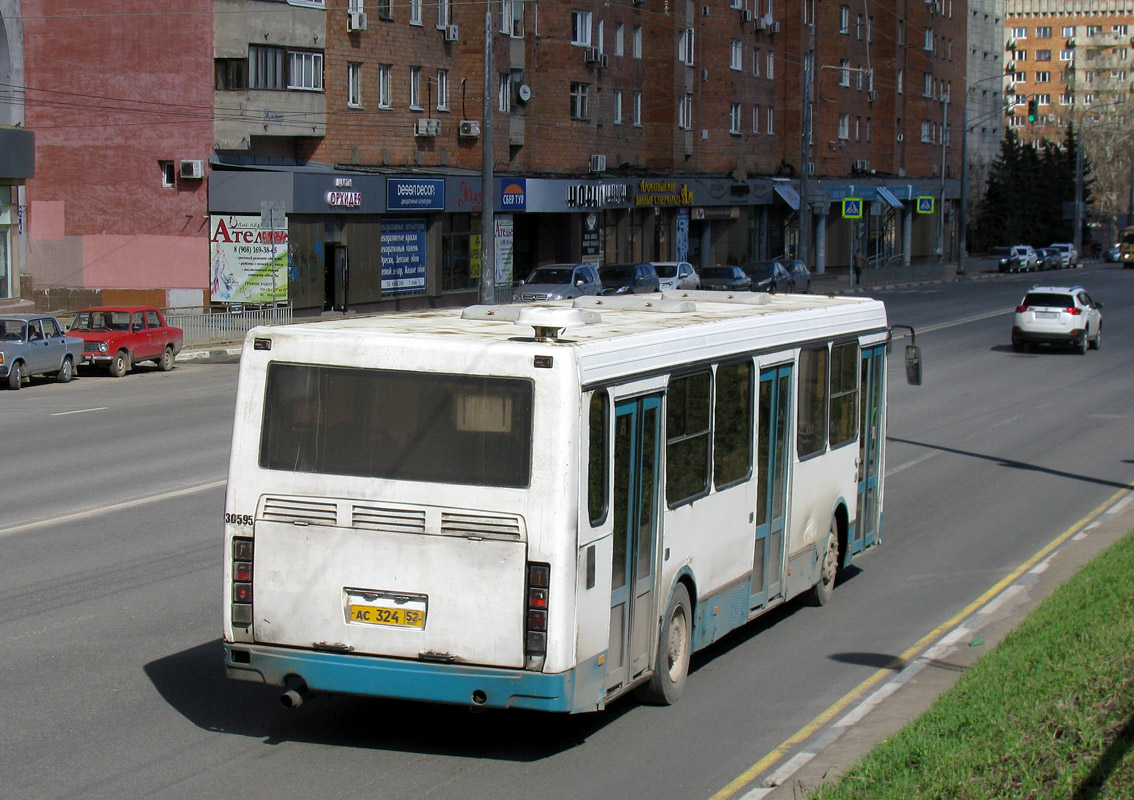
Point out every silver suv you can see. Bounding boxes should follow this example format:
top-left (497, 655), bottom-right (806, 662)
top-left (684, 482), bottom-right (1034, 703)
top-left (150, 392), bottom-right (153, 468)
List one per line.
top-left (1011, 285), bottom-right (1102, 354)
top-left (513, 263), bottom-right (602, 302)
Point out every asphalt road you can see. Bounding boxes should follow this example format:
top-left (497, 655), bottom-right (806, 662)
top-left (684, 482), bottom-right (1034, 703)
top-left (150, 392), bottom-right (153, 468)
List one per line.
top-left (2, 264), bottom-right (1132, 800)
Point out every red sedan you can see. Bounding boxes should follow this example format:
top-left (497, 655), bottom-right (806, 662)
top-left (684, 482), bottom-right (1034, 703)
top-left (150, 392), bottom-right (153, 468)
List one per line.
top-left (68, 306), bottom-right (184, 377)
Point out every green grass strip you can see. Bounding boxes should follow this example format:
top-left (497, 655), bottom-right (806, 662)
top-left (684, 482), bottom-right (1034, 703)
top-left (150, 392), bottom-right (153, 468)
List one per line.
top-left (809, 531), bottom-right (1134, 800)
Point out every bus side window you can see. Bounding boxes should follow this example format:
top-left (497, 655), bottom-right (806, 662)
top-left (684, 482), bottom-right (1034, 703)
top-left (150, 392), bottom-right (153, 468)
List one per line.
top-left (587, 391), bottom-right (609, 527)
top-left (828, 342), bottom-right (859, 448)
top-left (797, 346), bottom-right (829, 459)
top-left (713, 360), bottom-right (753, 488)
top-left (666, 370), bottom-right (712, 507)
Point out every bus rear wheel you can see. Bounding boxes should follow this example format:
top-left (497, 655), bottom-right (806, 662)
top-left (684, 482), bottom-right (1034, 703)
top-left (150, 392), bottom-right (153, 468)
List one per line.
top-left (637, 583), bottom-right (692, 705)
top-left (809, 520), bottom-right (840, 606)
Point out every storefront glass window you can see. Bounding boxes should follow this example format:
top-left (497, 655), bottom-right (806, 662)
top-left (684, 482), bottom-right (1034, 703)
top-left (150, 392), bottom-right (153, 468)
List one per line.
top-left (0, 192), bottom-right (11, 300)
top-left (441, 213), bottom-right (478, 292)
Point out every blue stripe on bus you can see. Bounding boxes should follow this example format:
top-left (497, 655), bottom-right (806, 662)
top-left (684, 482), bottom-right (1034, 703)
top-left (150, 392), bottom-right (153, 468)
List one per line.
top-left (224, 643), bottom-right (584, 712)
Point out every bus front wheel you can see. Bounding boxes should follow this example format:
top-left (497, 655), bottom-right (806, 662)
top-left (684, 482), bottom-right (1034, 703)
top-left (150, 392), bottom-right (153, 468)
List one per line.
top-left (637, 583), bottom-right (692, 705)
top-left (809, 520), bottom-right (840, 606)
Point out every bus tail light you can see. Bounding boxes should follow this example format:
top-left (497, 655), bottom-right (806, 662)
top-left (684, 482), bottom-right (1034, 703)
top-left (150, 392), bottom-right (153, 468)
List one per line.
top-left (525, 562), bottom-right (550, 664)
top-left (231, 537), bottom-right (254, 627)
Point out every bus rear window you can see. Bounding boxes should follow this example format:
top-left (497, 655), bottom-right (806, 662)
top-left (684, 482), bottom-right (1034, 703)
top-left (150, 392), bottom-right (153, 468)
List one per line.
top-left (259, 363), bottom-right (533, 487)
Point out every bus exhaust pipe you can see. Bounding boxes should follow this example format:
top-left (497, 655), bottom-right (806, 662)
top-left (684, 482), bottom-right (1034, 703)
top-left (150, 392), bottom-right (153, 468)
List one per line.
top-left (280, 684), bottom-right (311, 709)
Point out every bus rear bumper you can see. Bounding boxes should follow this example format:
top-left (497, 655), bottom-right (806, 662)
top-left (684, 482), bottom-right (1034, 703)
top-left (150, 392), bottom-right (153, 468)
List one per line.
top-left (224, 642), bottom-right (589, 713)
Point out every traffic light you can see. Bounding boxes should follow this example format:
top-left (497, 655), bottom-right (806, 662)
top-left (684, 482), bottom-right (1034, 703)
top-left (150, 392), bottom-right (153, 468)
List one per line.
top-left (1027, 98), bottom-right (1037, 123)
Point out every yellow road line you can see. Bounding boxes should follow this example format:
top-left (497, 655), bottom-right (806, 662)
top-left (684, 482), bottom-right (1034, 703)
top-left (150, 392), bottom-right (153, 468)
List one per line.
top-left (711, 486), bottom-right (1130, 800)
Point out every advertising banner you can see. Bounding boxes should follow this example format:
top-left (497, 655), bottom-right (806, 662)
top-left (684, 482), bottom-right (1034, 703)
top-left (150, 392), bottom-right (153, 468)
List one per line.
top-left (495, 214), bottom-right (514, 287)
top-left (209, 215), bottom-right (288, 304)
top-left (381, 218), bottom-right (427, 293)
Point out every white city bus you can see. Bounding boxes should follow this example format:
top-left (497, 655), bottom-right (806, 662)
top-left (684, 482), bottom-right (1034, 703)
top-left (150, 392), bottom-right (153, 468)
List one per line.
top-left (222, 291), bottom-right (918, 713)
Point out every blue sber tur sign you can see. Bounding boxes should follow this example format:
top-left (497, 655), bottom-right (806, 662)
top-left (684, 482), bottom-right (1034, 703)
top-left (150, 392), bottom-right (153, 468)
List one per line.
top-left (842, 198), bottom-right (863, 219)
top-left (917, 196), bottom-right (935, 214)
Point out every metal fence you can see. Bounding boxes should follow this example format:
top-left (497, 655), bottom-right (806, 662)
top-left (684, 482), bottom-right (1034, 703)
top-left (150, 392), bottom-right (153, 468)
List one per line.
top-left (859, 260), bottom-right (948, 287)
top-left (165, 304), bottom-right (294, 347)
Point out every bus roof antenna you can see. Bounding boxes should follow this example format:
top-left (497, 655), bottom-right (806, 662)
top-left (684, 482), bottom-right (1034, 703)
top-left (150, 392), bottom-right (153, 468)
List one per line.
top-left (515, 307), bottom-right (598, 341)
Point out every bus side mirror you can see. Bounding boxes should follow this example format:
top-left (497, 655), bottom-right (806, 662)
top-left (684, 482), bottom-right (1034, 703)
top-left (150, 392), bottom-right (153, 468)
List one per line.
top-left (905, 345), bottom-right (922, 386)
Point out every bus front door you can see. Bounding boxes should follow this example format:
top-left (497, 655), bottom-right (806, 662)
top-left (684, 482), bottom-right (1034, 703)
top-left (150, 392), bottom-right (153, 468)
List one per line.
top-left (751, 365), bottom-right (792, 610)
top-left (606, 395), bottom-right (662, 696)
top-left (853, 345), bottom-right (885, 554)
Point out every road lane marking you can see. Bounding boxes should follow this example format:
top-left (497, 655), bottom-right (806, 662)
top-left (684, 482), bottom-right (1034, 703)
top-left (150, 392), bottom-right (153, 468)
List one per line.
top-left (712, 485), bottom-right (1133, 800)
top-left (0, 478), bottom-right (226, 538)
top-left (50, 407), bottom-right (109, 416)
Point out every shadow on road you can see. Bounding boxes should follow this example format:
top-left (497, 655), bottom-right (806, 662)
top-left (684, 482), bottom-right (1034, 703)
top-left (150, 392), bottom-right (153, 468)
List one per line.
top-left (144, 639), bottom-right (632, 760)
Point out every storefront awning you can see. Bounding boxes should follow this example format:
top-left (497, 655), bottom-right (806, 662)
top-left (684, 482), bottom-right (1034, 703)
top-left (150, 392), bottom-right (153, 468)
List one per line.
top-left (876, 187), bottom-right (904, 209)
top-left (773, 185), bottom-right (800, 211)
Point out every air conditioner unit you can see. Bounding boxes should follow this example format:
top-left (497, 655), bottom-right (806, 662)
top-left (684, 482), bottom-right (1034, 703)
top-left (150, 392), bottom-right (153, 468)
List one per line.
top-left (179, 159), bottom-right (204, 179)
top-left (415, 118), bottom-right (441, 137)
top-left (769, 21), bottom-right (780, 33)
top-left (896, 133), bottom-right (905, 142)
top-left (348, 10), bottom-right (368, 31)
top-left (600, 53), bottom-right (610, 68)
top-left (754, 17), bottom-right (767, 30)
top-left (589, 153), bottom-right (606, 172)
top-left (444, 24), bottom-right (459, 41)
top-left (458, 120), bottom-right (481, 138)
top-left (742, 9), bottom-right (753, 21)
top-left (584, 47), bottom-right (601, 64)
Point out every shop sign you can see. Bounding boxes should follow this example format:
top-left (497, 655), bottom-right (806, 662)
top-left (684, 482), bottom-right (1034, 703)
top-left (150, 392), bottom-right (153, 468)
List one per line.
top-left (566, 183), bottom-right (628, 208)
top-left (581, 212), bottom-right (602, 263)
top-left (457, 180), bottom-right (483, 211)
top-left (381, 218), bottom-right (427, 293)
top-left (692, 207), bottom-right (738, 220)
top-left (387, 179), bottom-right (445, 211)
top-left (501, 178), bottom-right (526, 211)
top-left (634, 180), bottom-right (694, 207)
top-left (326, 191), bottom-right (362, 208)
top-left (209, 215), bottom-right (288, 304)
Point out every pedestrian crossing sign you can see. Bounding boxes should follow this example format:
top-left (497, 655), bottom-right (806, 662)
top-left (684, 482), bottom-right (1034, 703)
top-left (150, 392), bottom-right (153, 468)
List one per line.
top-left (917, 196), bottom-right (935, 214)
top-left (842, 198), bottom-right (863, 219)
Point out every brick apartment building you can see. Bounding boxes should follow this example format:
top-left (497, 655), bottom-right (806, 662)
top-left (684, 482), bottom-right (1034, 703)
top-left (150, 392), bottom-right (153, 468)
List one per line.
top-left (5, 0), bottom-right (968, 313)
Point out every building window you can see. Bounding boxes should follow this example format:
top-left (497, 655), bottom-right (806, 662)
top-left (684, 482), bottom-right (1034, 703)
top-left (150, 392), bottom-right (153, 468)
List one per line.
top-left (1012, 26), bottom-right (1027, 39)
top-left (1015, 50), bottom-right (1027, 61)
top-left (597, 20), bottom-right (605, 54)
top-left (838, 113), bottom-right (849, 139)
top-left (348, 62), bottom-right (362, 107)
top-left (1036, 26), bottom-right (1052, 38)
top-left (614, 22), bottom-right (624, 56)
top-left (729, 103), bottom-right (742, 134)
top-left (922, 72), bottom-right (932, 95)
top-left (856, 14), bottom-right (863, 39)
top-left (766, 106), bottom-right (774, 134)
top-left (1009, 115), bottom-right (1023, 128)
top-left (1060, 93), bottom-right (1073, 105)
top-left (840, 5), bottom-right (849, 34)
top-left (613, 89), bottom-right (623, 124)
top-left (437, 0), bottom-right (450, 28)
top-left (436, 69), bottom-right (448, 110)
top-left (897, 70), bottom-right (903, 93)
top-left (1014, 72), bottom-right (1026, 84)
top-left (679, 93), bottom-right (692, 129)
top-left (633, 25), bottom-right (643, 58)
top-left (409, 0), bottom-right (421, 24)
top-left (1060, 49), bottom-right (1074, 61)
top-left (499, 73), bottom-right (511, 113)
top-left (752, 105), bottom-right (760, 133)
top-left (1062, 26), bottom-right (1075, 37)
top-left (570, 82), bottom-right (590, 119)
top-left (1036, 49), bottom-right (1052, 61)
top-left (1086, 25), bottom-right (1103, 36)
top-left (288, 50), bottom-right (324, 91)
top-left (377, 64), bottom-right (392, 108)
top-left (856, 66), bottom-right (864, 90)
top-left (215, 58), bottom-right (247, 90)
top-left (572, 10), bottom-right (592, 46)
top-left (730, 39), bottom-right (742, 70)
top-left (159, 161), bottom-right (175, 188)
top-left (924, 28), bottom-right (933, 51)
top-left (855, 116), bottom-right (861, 140)
top-left (632, 91), bottom-right (642, 126)
top-left (248, 46), bottom-right (286, 90)
top-left (409, 67), bottom-right (422, 109)
top-left (679, 28), bottom-right (695, 65)
top-left (752, 49), bottom-right (760, 76)
top-left (376, 0), bottom-right (391, 21)
top-left (865, 117), bottom-right (872, 142)
top-left (921, 120), bottom-right (932, 142)
top-left (1114, 25), bottom-right (1129, 36)
top-left (766, 51), bottom-right (774, 78)
top-left (1035, 71), bottom-right (1050, 83)
top-left (1036, 94), bottom-right (1051, 106)
top-left (501, 0), bottom-right (524, 36)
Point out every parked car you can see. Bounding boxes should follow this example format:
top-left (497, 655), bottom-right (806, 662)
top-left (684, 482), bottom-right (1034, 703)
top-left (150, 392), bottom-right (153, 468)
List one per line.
top-left (784, 259), bottom-right (812, 292)
top-left (512, 263), bottom-right (602, 302)
top-left (0, 314), bottom-right (85, 390)
top-left (67, 306), bottom-right (184, 377)
top-left (994, 245), bottom-right (1038, 273)
top-left (1011, 285), bottom-right (1102, 354)
top-left (1048, 242), bottom-right (1079, 268)
top-left (698, 265), bottom-right (751, 291)
top-left (598, 262), bottom-right (661, 295)
top-left (743, 259), bottom-right (794, 293)
top-left (649, 261), bottom-right (700, 291)
top-left (1035, 248), bottom-right (1063, 271)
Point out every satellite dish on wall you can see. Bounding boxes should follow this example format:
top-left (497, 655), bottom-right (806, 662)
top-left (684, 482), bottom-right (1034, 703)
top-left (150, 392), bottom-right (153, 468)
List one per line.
top-left (517, 84), bottom-right (532, 104)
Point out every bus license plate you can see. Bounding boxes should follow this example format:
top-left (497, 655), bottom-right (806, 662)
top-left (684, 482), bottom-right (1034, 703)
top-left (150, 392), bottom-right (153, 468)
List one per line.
top-left (345, 589), bottom-right (427, 629)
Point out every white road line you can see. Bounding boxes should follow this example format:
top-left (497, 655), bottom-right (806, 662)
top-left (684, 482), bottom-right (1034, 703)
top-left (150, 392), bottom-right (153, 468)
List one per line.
top-left (50, 406), bottom-right (109, 416)
top-left (0, 478), bottom-right (227, 538)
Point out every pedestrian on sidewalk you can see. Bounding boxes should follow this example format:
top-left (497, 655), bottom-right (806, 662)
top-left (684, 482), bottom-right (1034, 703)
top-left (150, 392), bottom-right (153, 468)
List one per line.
top-left (853, 249), bottom-right (867, 286)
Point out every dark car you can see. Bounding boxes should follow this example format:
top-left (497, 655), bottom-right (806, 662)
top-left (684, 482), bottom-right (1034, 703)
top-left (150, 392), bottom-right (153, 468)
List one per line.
top-left (1035, 248), bottom-right (1062, 271)
top-left (598, 262), bottom-right (661, 295)
top-left (784, 259), bottom-right (812, 292)
top-left (743, 259), bottom-right (794, 293)
top-left (699, 265), bottom-right (751, 291)
top-left (994, 245), bottom-right (1037, 273)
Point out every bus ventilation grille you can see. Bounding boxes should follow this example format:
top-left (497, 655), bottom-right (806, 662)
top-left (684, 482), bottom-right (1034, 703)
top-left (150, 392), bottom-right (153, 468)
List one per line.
top-left (441, 511), bottom-right (523, 539)
top-left (261, 497), bottom-right (338, 526)
top-left (352, 504), bottom-right (428, 533)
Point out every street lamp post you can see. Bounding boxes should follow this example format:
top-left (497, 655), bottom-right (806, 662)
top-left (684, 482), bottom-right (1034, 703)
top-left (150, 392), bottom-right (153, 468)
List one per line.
top-left (479, 11), bottom-right (496, 305)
